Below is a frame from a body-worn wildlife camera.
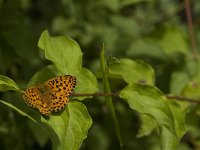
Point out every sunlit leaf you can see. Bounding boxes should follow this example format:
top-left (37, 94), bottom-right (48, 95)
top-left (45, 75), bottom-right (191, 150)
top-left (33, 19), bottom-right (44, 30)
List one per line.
top-left (38, 30), bottom-right (83, 74)
top-left (120, 84), bottom-right (176, 135)
top-left (0, 75), bottom-right (21, 92)
top-left (120, 83), bottom-right (186, 148)
top-left (109, 58), bottom-right (155, 85)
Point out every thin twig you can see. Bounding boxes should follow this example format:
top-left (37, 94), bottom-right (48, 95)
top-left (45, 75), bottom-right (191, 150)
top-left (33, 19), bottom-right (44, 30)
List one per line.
top-left (72, 92), bottom-right (119, 97)
top-left (72, 92), bottom-right (200, 104)
top-left (166, 95), bottom-right (200, 104)
top-left (185, 0), bottom-right (198, 60)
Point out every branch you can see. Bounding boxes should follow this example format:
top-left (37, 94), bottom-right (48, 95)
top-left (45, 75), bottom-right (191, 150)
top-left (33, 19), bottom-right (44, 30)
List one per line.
top-left (166, 95), bottom-right (200, 104)
top-left (72, 92), bottom-right (119, 97)
top-left (72, 92), bottom-right (200, 104)
top-left (185, 0), bottom-right (198, 60)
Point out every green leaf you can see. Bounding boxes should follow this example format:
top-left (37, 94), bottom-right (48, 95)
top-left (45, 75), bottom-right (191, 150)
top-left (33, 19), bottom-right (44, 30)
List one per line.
top-left (158, 27), bottom-right (188, 54)
top-left (110, 16), bottom-right (139, 37)
top-left (109, 58), bottom-right (155, 85)
top-left (171, 59), bottom-right (200, 98)
top-left (120, 84), bottom-right (186, 148)
top-left (120, 84), bottom-right (176, 136)
top-left (160, 100), bottom-right (186, 149)
top-left (161, 126), bottom-right (178, 150)
top-left (74, 67), bottom-right (98, 100)
top-left (127, 39), bottom-right (167, 61)
top-left (137, 114), bottom-right (157, 137)
top-left (168, 101), bottom-right (185, 140)
top-left (41, 101), bottom-right (92, 150)
top-left (0, 75), bottom-right (21, 92)
top-left (185, 106), bottom-right (200, 139)
top-left (26, 65), bottom-right (57, 87)
top-left (170, 71), bottom-right (190, 95)
top-left (161, 100), bottom-right (186, 150)
top-left (38, 30), bottom-right (83, 74)
top-left (181, 81), bottom-right (200, 99)
top-left (170, 58), bottom-right (199, 95)
top-left (128, 26), bottom-right (189, 61)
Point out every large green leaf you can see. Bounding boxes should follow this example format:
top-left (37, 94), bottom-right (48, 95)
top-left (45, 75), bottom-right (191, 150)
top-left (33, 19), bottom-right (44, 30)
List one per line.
top-left (120, 84), bottom-right (186, 148)
top-left (120, 84), bottom-right (175, 136)
top-left (109, 58), bottom-right (155, 85)
top-left (42, 101), bottom-right (92, 150)
top-left (38, 30), bottom-right (83, 74)
top-left (137, 102), bottom-right (185, 140)
top-left (37, 31), bottom-right (98, 100)
top-left (0, 75), bottom-right (21, 92)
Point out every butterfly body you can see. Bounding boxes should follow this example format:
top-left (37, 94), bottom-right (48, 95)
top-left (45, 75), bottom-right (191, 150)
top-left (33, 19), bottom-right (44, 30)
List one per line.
top-left (23, 75), bottom-right (77, 116)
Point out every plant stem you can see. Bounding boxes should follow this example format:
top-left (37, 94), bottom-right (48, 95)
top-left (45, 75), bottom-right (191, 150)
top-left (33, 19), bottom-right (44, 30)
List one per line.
top-left (166, 95), bottom-right (200, 104)
top-left (185, 0), bottom-right (198, 60)
top-left (100, 46), bottom-right (123, 150)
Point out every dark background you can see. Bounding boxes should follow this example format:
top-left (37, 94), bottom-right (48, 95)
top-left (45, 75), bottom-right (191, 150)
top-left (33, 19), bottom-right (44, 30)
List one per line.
top-left (0, 0), bottom-right (199, 149)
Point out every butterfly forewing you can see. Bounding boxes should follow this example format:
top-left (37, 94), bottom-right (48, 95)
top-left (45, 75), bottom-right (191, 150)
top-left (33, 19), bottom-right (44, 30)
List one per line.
top-left (44, 75), bottom-right (77, 112)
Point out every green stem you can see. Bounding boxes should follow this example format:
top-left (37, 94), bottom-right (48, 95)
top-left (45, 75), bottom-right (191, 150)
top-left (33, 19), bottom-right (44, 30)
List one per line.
top-left (100, 46), bottom-right (124, 150)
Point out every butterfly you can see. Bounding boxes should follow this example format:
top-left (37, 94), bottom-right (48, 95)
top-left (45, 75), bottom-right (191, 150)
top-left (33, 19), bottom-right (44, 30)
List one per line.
top-left (23, 75), bottom-right (77, 116)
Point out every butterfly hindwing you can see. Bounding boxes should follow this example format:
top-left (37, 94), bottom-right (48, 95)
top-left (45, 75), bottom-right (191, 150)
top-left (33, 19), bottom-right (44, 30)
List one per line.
top-left (23, 86), bottom-right (41, 108)
top-left (23, 85), bottom-right (52, 116)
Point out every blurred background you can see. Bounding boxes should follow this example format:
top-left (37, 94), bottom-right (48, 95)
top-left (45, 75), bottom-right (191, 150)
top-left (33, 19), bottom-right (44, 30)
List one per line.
top-left (0, 0), bottom-right (199, 149)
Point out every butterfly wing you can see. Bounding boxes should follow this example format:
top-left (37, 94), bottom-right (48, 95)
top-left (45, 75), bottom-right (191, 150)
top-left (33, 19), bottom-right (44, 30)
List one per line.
top-left (23, 85), bottom-right (51, 116)
top-left (23, 86), bottom-right (41, 108)
top-left (44, 75), bottom-right (77, 113)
